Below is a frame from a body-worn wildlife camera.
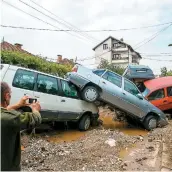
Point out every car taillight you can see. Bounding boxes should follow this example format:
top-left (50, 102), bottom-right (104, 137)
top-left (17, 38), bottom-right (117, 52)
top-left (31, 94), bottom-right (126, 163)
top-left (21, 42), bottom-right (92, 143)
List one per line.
top-left (72, 66), bottom-right (78, 72)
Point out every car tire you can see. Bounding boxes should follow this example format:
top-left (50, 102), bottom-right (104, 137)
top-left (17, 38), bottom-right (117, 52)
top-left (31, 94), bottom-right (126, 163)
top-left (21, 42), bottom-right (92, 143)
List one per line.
top-left (79, 115), bottom-right (91, 131)
top-left (82, 86), bottom-right (99, 102)
top-left (144, 115), bottom-right (157, 130)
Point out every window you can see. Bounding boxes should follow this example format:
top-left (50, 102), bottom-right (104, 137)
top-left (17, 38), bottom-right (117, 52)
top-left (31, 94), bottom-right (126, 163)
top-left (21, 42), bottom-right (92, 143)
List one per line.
top-left (13, 69), bottom-right (35, 90)
top-left (148, 89), bottom-right (165, 101)
top-left (167, 87), bottom-right (172, 97)
top-left (113, 43), bottom-right (119, 48)
top-left (93, 69), bottom-right (106, 76)
top-left (36, 74), bottom-right (58, 95)
top-left (112, 54), bottom-right (121, 60)
top-left (102, 71), bottom-right (122, 87)
top-left (0, 65), bottom-right (4, 70)
top-left (61, 80), bottom-right (78, 98)
top-left (124, 79), bottom-right (139, 96)
top-left (103, 44), bottom-right (108, 50)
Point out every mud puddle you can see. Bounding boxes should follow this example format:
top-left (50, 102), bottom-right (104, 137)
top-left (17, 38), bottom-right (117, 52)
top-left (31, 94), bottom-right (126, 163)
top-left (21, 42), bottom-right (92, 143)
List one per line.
top-left (43, 114), bottom-right (147, 144)
top-left (119, 144), bottom-right (136, 158)
top-left (100, 114), bottom-right (148, 136)
top-left (46, 130), bottom-right (86, 143)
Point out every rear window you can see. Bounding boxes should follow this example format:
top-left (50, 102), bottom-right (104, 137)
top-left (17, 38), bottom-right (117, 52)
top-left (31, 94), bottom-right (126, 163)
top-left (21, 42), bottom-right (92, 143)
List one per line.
top-left (93, 69), bottom-right (106, 76)
top-left (0, 65), bottom-right (4, 70)
top-left (167, 87), bottom-right (172, 97)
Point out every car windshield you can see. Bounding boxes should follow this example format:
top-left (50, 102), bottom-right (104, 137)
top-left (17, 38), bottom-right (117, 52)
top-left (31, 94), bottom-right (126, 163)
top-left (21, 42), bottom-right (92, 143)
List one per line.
top-left (142, 87), bottom-right (150, 97)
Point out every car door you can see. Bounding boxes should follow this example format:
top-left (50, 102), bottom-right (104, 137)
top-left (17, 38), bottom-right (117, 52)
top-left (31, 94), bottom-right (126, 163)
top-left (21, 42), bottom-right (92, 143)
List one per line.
top-left (147, 88), bottom-right (167, 111)
top-left (58, 79), bottom-right (85, 121)
top-left (99, 71), bottom-right (124, 109)
top-left (33, 73), bottom-right (60, 121)
top-left (122, 78), bottom-right (146, 117)
top-left (3, 68), bottom-right (36, 105)
top-left (166, 86), bottom-right (172, 110)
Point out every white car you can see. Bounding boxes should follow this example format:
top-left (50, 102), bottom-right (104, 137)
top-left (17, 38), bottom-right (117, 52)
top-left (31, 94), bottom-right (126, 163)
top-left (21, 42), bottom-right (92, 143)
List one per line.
top-left (1, 64), bottom-right (99, 131)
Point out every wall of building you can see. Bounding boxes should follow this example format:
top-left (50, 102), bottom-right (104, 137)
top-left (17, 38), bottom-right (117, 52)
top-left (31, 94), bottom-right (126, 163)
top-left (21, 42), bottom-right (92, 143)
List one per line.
top-left (95, 38), bottom-right (112, 65)
top-left (94, 37), bottom-right (141, 67)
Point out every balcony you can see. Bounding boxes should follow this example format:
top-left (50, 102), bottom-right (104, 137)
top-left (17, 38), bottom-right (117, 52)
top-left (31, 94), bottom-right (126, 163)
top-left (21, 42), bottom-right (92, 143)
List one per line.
top-left (112, 58), bottom-right (129, 64)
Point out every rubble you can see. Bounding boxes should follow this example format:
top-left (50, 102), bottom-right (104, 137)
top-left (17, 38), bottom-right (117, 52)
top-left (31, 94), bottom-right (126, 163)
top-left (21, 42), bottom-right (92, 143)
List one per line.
top-left (21, 128), bottom-right (140, 171)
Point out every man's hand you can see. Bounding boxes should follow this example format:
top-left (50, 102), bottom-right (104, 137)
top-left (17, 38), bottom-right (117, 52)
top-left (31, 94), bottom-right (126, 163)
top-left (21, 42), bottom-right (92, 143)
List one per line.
top-left (7, 96), bottom-right (30, 110)
top-left (17, 96), bottom-right (30, 107)
top-left (29, 102), bottom-right (41, 112)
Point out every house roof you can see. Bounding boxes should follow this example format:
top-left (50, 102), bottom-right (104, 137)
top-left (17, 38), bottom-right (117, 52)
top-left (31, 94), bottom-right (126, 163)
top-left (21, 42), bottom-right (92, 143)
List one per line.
top-left (92, 36), bottom-right (133, 51)
top-left (1, 41), bottom-right (34, 56)
top-left (92, 36), bottom-right (142, 59)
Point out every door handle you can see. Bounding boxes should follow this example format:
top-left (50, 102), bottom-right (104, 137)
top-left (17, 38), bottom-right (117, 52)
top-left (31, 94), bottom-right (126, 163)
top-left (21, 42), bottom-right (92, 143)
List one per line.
top-left (163, 100), bottom-right (168, 103)
top-left (61, 99), bottom-right (65, 102)
top-left (102, 81), bottom-right (106, 84)
top-left (34, 95), bottom-right (40, 98)
top-left (123, 92), bottom-right (126, 95)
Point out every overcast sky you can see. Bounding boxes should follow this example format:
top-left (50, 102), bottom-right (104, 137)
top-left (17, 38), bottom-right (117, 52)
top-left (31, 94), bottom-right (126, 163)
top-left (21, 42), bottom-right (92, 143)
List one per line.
top-left (1, 0), bottom-right (172, 74)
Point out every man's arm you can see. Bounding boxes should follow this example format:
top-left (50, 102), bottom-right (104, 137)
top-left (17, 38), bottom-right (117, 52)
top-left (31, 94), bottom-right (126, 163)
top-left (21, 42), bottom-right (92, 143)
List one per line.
top-left (19, 111), bottom-right (41, 128)
top-left (7, 96), bottom-right (29, 111)
top-left (7, 96), bottom-right (42, 128)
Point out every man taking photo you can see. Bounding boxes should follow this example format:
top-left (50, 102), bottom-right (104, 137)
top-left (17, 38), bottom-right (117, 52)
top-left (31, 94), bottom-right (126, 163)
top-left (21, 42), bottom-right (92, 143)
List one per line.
top-left (1, 82), bottom-right (42, 171)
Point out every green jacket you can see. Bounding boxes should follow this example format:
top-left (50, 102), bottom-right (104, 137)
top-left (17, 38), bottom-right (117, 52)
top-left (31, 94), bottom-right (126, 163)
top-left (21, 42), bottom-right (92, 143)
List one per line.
top-left (1, 107), bottom-right (41, 171)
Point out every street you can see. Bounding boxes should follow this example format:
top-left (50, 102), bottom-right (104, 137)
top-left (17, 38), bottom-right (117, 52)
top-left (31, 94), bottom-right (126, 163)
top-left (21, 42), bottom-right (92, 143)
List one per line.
top-left (21, 108), bottom-right (172, 171)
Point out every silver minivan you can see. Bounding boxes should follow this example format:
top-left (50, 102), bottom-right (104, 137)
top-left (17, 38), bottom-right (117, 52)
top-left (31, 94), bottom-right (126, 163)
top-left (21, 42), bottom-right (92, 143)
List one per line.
top-left (1, 64), bottom-right (99, 131)
top-left (66, 64), bottom-right (168, 130)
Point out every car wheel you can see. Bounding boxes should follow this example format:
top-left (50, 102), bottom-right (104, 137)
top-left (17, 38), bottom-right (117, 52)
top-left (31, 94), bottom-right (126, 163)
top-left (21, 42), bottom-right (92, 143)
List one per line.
top-left (79, 115), bottom-right (91, 131)
top-left (144, 115), bottom-right (157, 130)
top-left (82, 86), bottom-right (99, 102)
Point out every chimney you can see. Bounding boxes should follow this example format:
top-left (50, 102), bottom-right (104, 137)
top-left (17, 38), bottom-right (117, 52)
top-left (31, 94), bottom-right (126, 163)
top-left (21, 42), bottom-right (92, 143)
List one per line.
top-left (120, 38), bottom-right (124, 42)
top-left (57, 55), bottom-right (62, 63)
top-left (14, 43), bottom-right (23, 49)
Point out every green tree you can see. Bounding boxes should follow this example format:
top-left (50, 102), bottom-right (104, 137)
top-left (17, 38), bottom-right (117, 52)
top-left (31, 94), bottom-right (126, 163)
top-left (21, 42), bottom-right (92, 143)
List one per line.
top-left (167, 70), bottom-right (172, 76)
top-left (161, 67), bottom-right (167, 76)
top-left (160, 67), bottom-right (172, 76)
top-left (1, 51), bottom-right (72, 77)
top-left (97, 59), bottom-right (125, 75)
top-left (161, 67), bottom-right (172, 76)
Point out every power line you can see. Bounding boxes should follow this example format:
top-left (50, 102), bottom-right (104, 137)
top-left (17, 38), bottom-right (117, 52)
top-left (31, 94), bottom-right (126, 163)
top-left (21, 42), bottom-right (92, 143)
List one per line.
top-left (1, 25), bottom-right (70, 31)
top-left (19, 0), bottom-right (97, 43)
top-left (30, 0), bottom-right (99, 42)
top-left (140, 52), bottom-right (172, 55)
top-left (142, 55), bottom-right (172, 57)
top-left (77, 21), bottom-right (172, 32)
top-left (134, 24), bottom-right (172, 49)
top-left (2, 0), bottom-right (94, 45)
top-left (142, 57), bottom-right (172, 61)
top-left (1, 22), bottom-right (172, 33)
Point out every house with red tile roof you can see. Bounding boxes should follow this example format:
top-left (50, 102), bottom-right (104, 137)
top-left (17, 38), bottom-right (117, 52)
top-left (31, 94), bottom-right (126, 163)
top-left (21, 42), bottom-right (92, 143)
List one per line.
top-left (1, 40), bottom-right (74, 66)
top-left (1, 40), bottom-right (34, 56)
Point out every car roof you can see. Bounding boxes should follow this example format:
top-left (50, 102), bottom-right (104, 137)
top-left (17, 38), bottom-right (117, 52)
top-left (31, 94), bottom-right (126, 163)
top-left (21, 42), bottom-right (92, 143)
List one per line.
top-left (144, 76), bottom-right (172, 91)
top-left (5, 64), bottom-right (68, 81)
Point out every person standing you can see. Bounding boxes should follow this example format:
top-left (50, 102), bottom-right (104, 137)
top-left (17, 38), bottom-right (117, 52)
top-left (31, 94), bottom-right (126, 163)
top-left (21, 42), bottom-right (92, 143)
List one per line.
top-left (1, 82), bottom-right (42, 171)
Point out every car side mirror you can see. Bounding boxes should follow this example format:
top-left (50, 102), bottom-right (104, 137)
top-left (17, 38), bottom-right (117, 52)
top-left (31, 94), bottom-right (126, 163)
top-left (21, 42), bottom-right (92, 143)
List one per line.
top-left (137, 93), bottom-right (143, 100)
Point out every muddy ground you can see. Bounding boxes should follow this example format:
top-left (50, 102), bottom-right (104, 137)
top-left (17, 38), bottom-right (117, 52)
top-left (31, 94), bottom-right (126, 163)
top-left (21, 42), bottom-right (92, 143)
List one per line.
top-left (21, 108), bottom-right (172, 171)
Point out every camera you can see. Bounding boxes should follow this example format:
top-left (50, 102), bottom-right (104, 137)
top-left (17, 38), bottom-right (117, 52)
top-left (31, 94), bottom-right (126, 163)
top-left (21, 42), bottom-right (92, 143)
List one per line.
top-left (28, 98), bottom-right (37, 104)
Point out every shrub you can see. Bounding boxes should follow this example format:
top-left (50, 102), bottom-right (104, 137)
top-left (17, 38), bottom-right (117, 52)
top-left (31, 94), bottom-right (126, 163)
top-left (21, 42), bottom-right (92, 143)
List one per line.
top-left (1, 51), bottom-right (72, 77)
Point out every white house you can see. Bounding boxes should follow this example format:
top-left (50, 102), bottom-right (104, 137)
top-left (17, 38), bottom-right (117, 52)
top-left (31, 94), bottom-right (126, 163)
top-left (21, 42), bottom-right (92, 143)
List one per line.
top-left (93, 36), bottom-right (142, 68)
